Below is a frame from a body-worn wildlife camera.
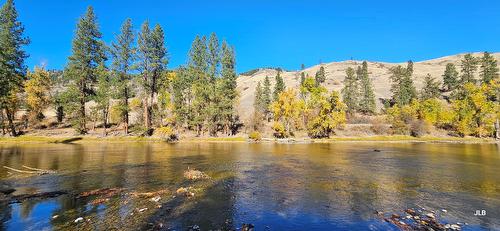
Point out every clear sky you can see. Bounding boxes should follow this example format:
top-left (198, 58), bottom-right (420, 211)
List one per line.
top-left (10, 0), bottom-right (500, 73)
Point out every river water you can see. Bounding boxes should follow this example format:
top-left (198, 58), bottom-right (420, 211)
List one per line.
top-left (0, 142), bottom-right (499, 230)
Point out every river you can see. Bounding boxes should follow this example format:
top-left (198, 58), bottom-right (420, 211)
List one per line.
top-left (0, 142), bottom-right (499, 230)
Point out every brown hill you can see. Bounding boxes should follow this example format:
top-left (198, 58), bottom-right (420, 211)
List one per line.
top-left (236, 52), bottom-right (500, 122)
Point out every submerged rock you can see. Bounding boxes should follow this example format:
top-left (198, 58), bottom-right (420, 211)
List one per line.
top-left (183, 168), bottom-right (209, 180)
top-left (74, 217), bottom-right (84, 223)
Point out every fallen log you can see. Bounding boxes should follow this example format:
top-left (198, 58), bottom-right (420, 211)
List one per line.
top-left (3, 166), bottom-right (42, 174)
top-left (21, 165), bottom-right (57, 174)
top-left (8, 191), bottom-right (68, 204)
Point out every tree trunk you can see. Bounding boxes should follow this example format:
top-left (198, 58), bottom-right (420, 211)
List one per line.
top-left (4, 107), bottom-right (17, 137)
top-left (79, 80), bottom-right (87, 134)
top-left (103, 109), bottom-right (108, 137)
top-left (124, 87), bottom-right (129, 134)
top-left (495, 118), bottom-right (499, 140)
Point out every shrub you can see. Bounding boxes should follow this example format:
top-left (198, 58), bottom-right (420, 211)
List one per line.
top-left (409, 119), bottom-right (431, 137)
top-left (370, 118), bottom-right (389, 135)
top-left (272, 122), bottom-right (288, 138)
top-left (248, 131), bottom-right (262, 141)
top-left (154, 126), bottom-right (178, 142)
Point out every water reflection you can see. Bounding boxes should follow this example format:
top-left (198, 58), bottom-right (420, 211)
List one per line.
top-left (0, 142), bottom-right (499, 230)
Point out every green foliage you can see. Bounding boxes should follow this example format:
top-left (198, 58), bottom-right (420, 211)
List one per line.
top-left (254, 81), bottom-right (264, 113)
top-left (0, 0), bottom-right (30, 136)
top-left (93, 63), bottom-right (112, 135)
top-left (460, 53), bottom-right (478, 84)
top-left (358, 61), bottom-right (376, 114)
top-left (111, 18), bottom-right (135, 134)
top-left (479, 51), bottom-right (499, 84)
top-left (315, 66), bottom-right (326, 86)
top-left (137, 21), bottom-right (168, 131)
top-left (420, 74), bottom-right (441, 100)
top-left (442, 63), bottom-right (459, 92)
top-left (262, 76), bottom-right (272, 118)
top-left (390, 61), bottom-right (416, 106)
top-left (64, 6), bottom-right (107, 134)
top-left (341, 67), bottom-right (358, 114)
top-left (273, 70), bottom-right (285, 101)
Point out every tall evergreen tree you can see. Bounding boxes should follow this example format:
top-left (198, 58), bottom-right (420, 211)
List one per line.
top-left (358, 61), bottom-right (376, 114)
top-left (315, 66), bottom-right (326, 86)
top-left (137, 22), bottom-right (168, 132)
top-left (442, 63), bottom-right (459, 91)
top-left (254, 81), bottom-right (264, 113)
top-left (260, 76), bottom-right (271, 120)
top-left (341, 67), bottom-right (358, 114)
top-left (390, 61), bottom-right (416, 106)
top-left (273, 70), bottom-right (285, 101)
top-left (479, 51), bottom-right (499, 84)
top-left (93, 62), bottom-right (112, 136)
top-left (207, 33), bottom-right (220, 81)
top-left (420, 74), bottom-right (441, 100)
top-left (218, 40), bottom-right (238, 135)
top-left (0, 0), bottom-right (29, 136)
top-left (460, 53), bottom-right (478, 84)
top-left (189, 35), bottom-right (209, 135)
top-left (300, 64), bottom-right (306, 86)
top-left (111, 18), bottom-right (135, 134)
top-left (64, 6), bottom-right (106, 134)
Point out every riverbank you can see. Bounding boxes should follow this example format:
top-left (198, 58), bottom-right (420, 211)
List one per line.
top-left (0, 134), bottom-right (496, 144)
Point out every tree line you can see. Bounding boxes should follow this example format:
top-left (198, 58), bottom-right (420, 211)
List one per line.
top-left (1, 0), bottom-right (498, 139)
top-left (0, 1), bottom-right (238, 137)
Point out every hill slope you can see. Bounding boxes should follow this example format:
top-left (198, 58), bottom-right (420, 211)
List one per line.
top-left (236, 52), bottom-right (500, 122)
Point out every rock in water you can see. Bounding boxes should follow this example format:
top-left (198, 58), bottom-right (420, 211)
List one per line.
top-left (74, 217), bottom-right (83, 223)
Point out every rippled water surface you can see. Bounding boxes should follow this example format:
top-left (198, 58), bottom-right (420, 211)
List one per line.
top-left (0, 142), bottom-right (499, 230)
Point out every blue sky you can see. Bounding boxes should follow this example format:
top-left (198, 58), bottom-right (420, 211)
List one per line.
top-left (10, 0), bottom-right (500, 73)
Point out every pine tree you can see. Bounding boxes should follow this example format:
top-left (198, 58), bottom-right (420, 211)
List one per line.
top-left (189, 35), bottom-right (209, 135)
top-left (420, 74), bottom-right (441, 100)
top-left (442, 63), bottom-right (459, 91)
top-left (262, 76), bottom-right (272, 119)
top-left (479, 51), bottom-right (499, 84)
top-left (218, 40), bottom-right (238, 135)
top-left (0, 0), bottom-right (29, 136)
top-left (358, 61), bottom-right (376, 114)
top-left (460, 53), bottom-right (478, 84)
top-left (273, 70), bottom-right (285, 101)
top-left (341, 67), bottom-right (358, 114)
top-left (111, 18), bottom-right (135, 134)
top-left (300, 64), bottom-right (306, 86)
top-left (207, 33), bottom-right (220, 81)
top-left (137, 22), bottom-right (168, 133)
top-left (254, 81), bottom-right (264, 113)
top-left (64, 6), bottom-right (106, 134)
top-left (93, 63), bottom-right (112, 136)
top-left (390, 61), bottom-right (416, 106)
top-left (25, 67), bottom-right (52, 124)
top-left (315, 66), bottom-right (326, 86)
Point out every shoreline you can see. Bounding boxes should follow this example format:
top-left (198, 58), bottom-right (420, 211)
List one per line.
top-left (0, 135), bottom-right (497, 144)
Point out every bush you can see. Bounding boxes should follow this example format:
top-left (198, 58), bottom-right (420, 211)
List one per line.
top-left (248, 131), bottom-right (262, 141)
top-left (153, 126), bottom-right (178, 142)
top-left (370, 118), bottom-right (389, 135)
top-left (409, 119), bottom-right (431, 137)
top-left (272, 122), bottom-right (288, 138)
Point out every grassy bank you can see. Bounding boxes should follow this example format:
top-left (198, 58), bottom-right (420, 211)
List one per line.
top-left (0, 135), bottom-right (496, 144)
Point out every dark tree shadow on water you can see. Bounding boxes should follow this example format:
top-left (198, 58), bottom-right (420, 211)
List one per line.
top-left (142, 176), bottom-right (237, 231)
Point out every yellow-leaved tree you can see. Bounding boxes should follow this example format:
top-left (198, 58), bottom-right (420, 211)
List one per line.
top-left (25, 67), bottom-right (52, 124)
top-left (452, 83), bottom-right (497, 137)
top-left (306, 90), bottom-right (347, 138)
top-left (270, 89), bottom-right (304, 138)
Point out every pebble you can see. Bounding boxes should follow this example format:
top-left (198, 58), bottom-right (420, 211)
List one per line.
top-left (74, 217), bottom-right (84, 223)
top-left (150, 196), bottom-right (161, 202)
top-left (138, 208), bottom-right (148, 212)
top-left (441, 209), bottom-right (448, 213)
top-left (450, 224), bottom-right (461, 230)
top-left (405, 215), bottom-right (411, 219)
top-left (425, 213), bottom-right (435, 219)
top-left (52, 215), bottom-right (59, 219)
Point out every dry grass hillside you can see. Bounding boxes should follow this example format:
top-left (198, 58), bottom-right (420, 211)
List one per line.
top-left (236, 52), bottom-right (500, 122)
